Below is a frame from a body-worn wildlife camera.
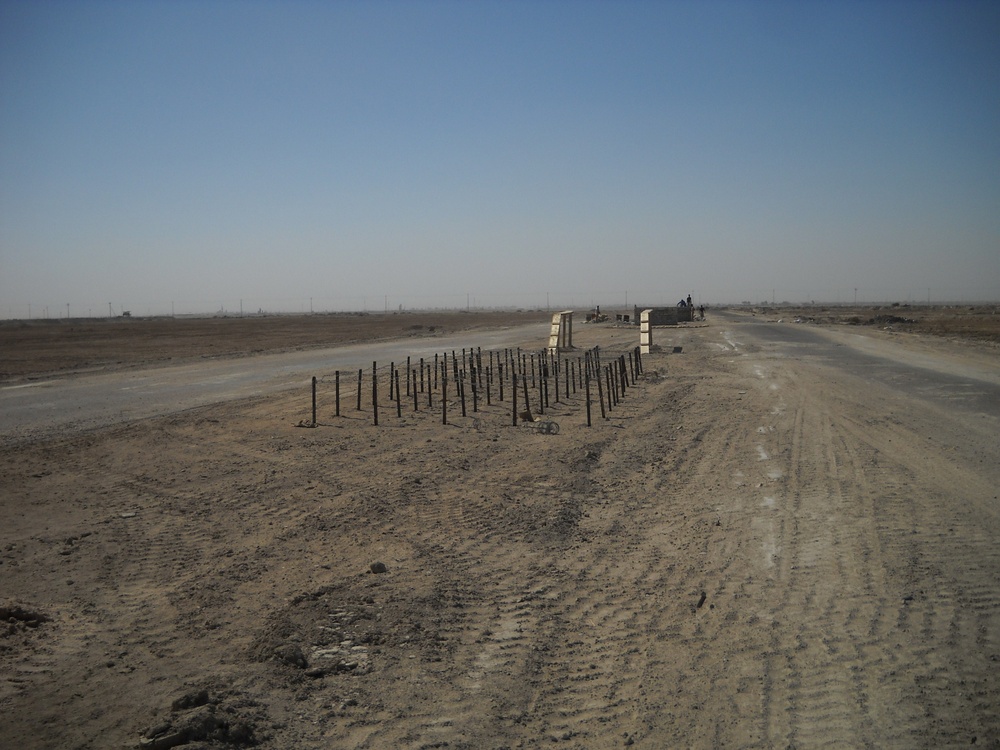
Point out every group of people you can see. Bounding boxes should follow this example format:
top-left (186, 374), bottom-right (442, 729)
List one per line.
top-left (677, 294), bottom-right (705, 320)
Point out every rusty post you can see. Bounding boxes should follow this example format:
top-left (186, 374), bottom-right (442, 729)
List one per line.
top-left (512, 372), bottom-right (518, 426)
top-left (393, 370), bottom-right (409, 418)
top-left (596, 363), bottom-right (606, 419)
top-left (441, 370), bottom-right (448, 425)
top-left (541, 362), bottom-right (548, 412)
top-left (372, 363), bottom-right (379, 426)
top-left (554, 356), bottom-right (560, 403)
top-left (395, 369), bottom-right (401, 418)
top-left (522, 368), bottom-right (530, 417)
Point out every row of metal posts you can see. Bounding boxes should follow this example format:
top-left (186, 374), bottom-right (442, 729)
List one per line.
top-left (308, 344), bottom-right (644, 428)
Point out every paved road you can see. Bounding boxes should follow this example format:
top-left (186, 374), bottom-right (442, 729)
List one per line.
top-left (6, 313), bottom-right (998, 444)
top-left (0, 322), bottom-right (549, 443)
top-left (713, 310), bottom-right (1000, 419)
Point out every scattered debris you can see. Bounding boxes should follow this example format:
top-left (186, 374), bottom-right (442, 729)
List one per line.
top-left (273, 642), bottom-right (307, 669)
top-left (0, 601), bottom-right (49, 631)
top-left (139, 690), bottom-right (258, 748)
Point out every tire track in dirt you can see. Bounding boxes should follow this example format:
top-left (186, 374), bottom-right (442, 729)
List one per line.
top-left (826, 386), bottom-right (1000, 747)
top-left (760, 386), bottom-right (881, 748)
top-left (744, 345), bottom-right (1000, 748)
top-left (635, 365), bottom-right (780, 747)
top-left (5, 320), bottom-right (998, 748)
top-left (308, 369), bottom-right (694, 747)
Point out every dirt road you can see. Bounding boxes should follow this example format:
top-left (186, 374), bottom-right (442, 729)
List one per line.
top-left (2, 314), bottom-right (998, 749)
top-left (0, 321), bottom-right (549, 444)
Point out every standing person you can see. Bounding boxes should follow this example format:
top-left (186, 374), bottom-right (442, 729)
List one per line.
top-left (699, 305), bottom-right (705, 320)
top-left (686, 294), bottom-right (693, 309)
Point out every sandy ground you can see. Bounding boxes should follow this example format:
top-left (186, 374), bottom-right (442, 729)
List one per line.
top-left (2, 310), bottom-right (999, 749)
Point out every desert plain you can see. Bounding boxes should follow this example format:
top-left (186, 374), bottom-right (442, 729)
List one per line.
top-left (1, 305), bottom-right (999, 749)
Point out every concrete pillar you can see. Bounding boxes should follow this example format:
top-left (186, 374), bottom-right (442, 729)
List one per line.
top-left (640, 309), bottom-right (653, 354)
top-left (548, 311), bottom-right (575, 353)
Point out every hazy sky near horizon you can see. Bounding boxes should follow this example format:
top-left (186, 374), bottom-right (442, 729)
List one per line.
top-left (2, 0), bottom-right (998, 317)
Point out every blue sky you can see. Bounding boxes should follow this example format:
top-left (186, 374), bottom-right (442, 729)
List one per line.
top-left (2, 0), bottom-right (998, 317)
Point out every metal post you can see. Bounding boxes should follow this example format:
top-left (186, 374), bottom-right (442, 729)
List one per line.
top-left (441, 371), bottom-right (448, 425)
top-left (596, 364), bottom-right (606, 419)
top-left (395, 369), bottom-right (401, 418)
top-left (554, 357), bottom-right (560, 403)
top-left (512, 372), bottom-right (518, 426)
top-left (522, 369), bottom-right (531, 418)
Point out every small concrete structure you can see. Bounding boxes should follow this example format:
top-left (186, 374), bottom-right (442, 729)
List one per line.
top-left (548, 310), bottom-right (574, 352)
top-left (640, 309), bottom-right (654, 354)
top-left (633, 305), bottom-right (692, 325)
